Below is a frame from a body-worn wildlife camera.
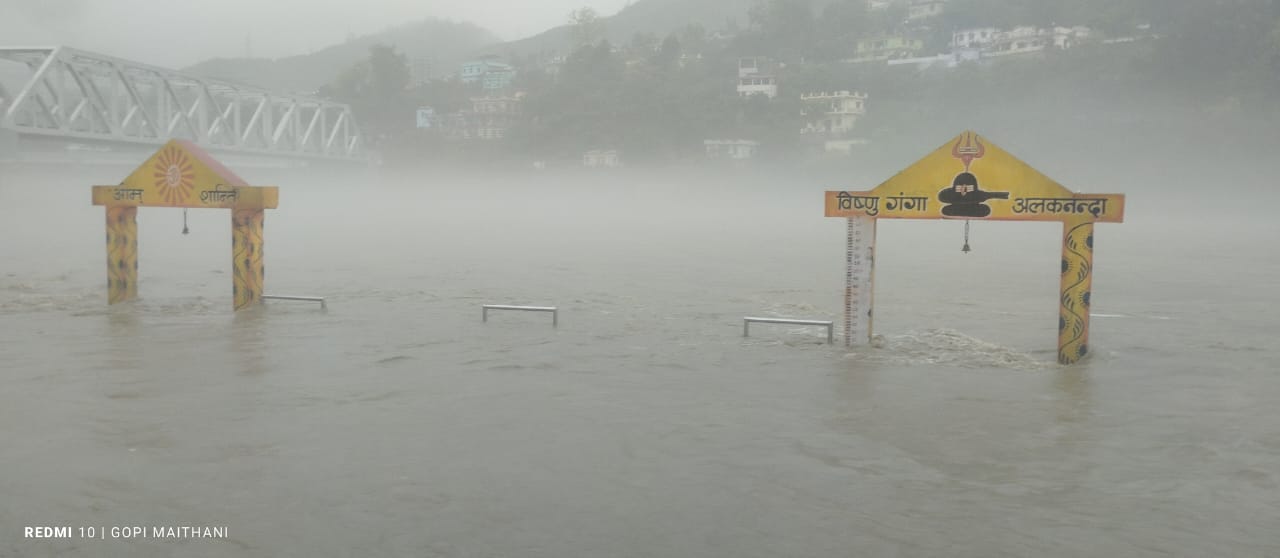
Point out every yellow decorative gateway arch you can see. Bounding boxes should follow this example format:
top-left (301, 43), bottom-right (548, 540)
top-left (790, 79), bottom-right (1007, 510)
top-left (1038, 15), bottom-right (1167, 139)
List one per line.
top-left (91, 140), bottom-right (279, 310)
top-left (825, 131), bottom-right (1125, 365)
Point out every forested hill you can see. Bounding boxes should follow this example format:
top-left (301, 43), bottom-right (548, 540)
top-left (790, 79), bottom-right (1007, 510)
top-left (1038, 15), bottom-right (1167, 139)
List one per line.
top-left (277, 0), bottom-right (1280, 173)
top-left (182, 18), bottom-right (498, 94)
top-left (497, 0), bottom-right (757, 59)
top-left (501, 0), bottom-right (1280, 161)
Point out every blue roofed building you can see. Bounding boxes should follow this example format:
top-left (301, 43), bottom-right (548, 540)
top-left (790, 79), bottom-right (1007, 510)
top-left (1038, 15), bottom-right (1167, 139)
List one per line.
top-left (460, 58), bottom-right (517, 91)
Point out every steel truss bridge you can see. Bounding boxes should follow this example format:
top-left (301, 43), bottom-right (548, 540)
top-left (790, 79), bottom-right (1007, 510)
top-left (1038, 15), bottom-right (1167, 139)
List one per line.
top-left (0, 46), bottom-right (369, 167)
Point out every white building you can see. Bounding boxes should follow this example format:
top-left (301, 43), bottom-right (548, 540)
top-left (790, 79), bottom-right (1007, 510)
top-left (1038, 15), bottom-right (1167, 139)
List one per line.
top-left (461, 93), bottom-right (524, 140)
top-left (907, 0), bottom-right (947, 21)
top-left (1052, 26), bottom-right (1093, 49)
top-left (583, 150), bottom-right (622, 167)
top-left (738, 57), bottom-right (769, 78)
top-left (737, 57), bottom-right (779, 99)
top-left (982, 26), bottom-right (1093, 58)
top-left (824, 138), bottom-right (870, 155)
top-left (800, 91), bottom-right (867, 137)
top-left (984, 26), bottom-right (1050, 58)
top-left (800, 91), bottom-right (870, 154)
top-left (738, 75), bottom-right (778, 98)
top-left (704, 140), bottom-right (759, 160)
top-left (952, 27), bottom-right (999, 49)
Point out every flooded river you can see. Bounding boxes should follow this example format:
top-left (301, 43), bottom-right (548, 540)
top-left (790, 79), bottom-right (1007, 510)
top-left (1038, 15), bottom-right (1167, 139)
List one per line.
top-left (2, 164), bottom-right (1277, 557)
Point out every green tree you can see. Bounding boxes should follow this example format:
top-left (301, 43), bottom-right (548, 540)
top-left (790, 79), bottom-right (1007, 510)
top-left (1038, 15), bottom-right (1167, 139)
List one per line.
top-left (321, 44), bottom-right (412, 138)
top-left (628, 31), bottom-right (660, 58)
top-left (425, 0), bottom-right (1280, 167)
top-left (811, 0), bottom-right (871, 61)
top-left (679, 23), bottom-right (709, 54)
top-left (750, 0), bottom-right (817, 59)
top-left (408, 77), bottom-right (471, 115)
top-left (513, 40), bottom-right (626, 158)
top-left (655, 34), bottom-right (683, 68)
top-left (569, 7), bottom-right (606, 48)
top-left (867, 0), bottom-right (908, 33)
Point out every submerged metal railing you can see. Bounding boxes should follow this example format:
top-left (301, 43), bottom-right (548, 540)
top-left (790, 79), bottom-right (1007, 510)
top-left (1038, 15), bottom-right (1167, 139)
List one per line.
top-left (482, 305), bottom-right (558, 327)
top-left (743, 317), bottom-right (834, 344)
top-left (262, 295), bottom-right (326, 310)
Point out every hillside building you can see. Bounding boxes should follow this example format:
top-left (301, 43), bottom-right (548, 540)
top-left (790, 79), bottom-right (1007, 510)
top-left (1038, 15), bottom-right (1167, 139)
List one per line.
top-left (704, 140), bottom-right (759, 160)
top-left (907, 0), bottom-right (948, 21)
top-left (800, 91), bottom-right (866, 137)
top-left (583, 150), bottom-right (622, 167)
top-left (458, 93), bottom-right (524, 140)
top-left (952, 28), bottom-right (999, 49)
top-left (737, 57), bottom-right (779, 98)
top-left (460, 57), bottom-right (517, 91)
top-left (852, 36), bottom-right (924, 62)
top-left (984, 26), bottom-right (1092, 58)
top-left (800, 91), bottom-right (869, 154)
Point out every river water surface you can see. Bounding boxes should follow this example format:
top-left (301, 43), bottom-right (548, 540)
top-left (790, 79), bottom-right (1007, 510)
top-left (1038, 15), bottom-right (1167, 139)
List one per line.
top-left (1, 165), bottom-right (1278, 557)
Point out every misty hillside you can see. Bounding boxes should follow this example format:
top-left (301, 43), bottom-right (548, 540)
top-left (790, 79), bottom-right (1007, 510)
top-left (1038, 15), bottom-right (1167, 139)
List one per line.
top-left (182, 18), bottom-right (499, 94)
top-left (497, 0), bottom-right (757, 58)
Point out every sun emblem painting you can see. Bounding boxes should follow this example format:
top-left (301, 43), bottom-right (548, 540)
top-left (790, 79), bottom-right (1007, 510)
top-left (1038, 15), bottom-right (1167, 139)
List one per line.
top-left (92, 139), bottom-right (280, 311)
top-left (152, 145), bottom-right (196, 205)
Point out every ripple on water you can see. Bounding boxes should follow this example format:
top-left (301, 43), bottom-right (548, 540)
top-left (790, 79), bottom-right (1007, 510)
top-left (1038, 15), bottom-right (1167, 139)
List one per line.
top-left (844, 328), bottom-right (1057, 370)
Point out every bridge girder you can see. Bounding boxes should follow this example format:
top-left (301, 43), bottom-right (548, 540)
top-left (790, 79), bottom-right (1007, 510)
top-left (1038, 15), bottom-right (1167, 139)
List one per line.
top-left (0, 46), bottom-right (367, 163)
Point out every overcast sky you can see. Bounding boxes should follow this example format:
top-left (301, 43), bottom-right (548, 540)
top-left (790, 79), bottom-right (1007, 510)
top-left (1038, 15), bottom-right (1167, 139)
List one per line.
top-left (0, 0), bottom-right (631, 68)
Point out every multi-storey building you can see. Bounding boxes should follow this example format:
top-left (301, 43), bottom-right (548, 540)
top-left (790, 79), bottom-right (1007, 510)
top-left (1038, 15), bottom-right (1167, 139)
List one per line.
top-left (736, 57), bottom-right (779, 98)
top-left (907, 0), bottom-right (948, 21)
top-left (460, 58), bottom-right (517, 91)
top-left (460, 93), bottom-right (523, 140)
top-left (800, 91), bottom-right (870, 154)
top-left (852, 36), bottom-right (925, 62)
top-left (952, 27), bottom-right (999, 49)
top-left (800, 91), bottom-right (867, 137)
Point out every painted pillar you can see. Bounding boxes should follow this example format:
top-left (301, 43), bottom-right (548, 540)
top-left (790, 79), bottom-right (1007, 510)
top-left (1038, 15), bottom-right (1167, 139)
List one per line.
top-left (105, 206), bottom-right (138, 304)
top-left (844, 216), bottom-right (877, 347)
top-left (844, 218), bottom-right (853, 347)
top-left (1058, 217), bottom-right (1095, 364)
top-left (231, 209), bottom-right (265, 311)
